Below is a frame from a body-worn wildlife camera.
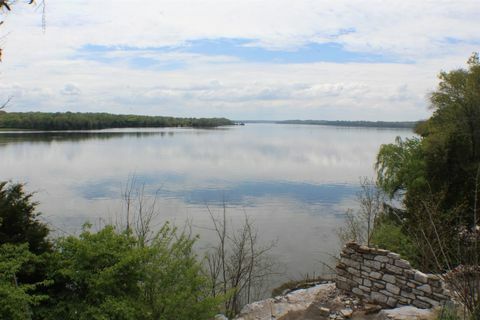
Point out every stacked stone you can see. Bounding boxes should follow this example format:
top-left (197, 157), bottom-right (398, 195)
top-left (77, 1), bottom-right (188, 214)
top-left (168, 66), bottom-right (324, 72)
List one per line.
top-left (335, 242), bottom-right (449, 309)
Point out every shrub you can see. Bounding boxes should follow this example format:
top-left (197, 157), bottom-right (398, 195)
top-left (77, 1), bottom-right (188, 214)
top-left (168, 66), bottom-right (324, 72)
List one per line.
top-left (39, 223), bottom-right (220, 320)
top-left (370, 220), bottom-right (420, 268)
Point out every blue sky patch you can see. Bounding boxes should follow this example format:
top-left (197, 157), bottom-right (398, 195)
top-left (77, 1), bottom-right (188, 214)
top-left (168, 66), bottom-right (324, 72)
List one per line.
top-left (75, 38), bottom-right (396, 66)
top-left (178, 38), bottom-right (391, 63)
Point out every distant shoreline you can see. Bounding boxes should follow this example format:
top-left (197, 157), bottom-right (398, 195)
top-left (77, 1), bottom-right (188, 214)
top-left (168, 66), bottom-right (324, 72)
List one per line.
top-left (0, 112), bottom-right (419, 131)
top-left (0, 112), bottom-right (234, 131)
top-left (240, 119), bottom-right (419, 129)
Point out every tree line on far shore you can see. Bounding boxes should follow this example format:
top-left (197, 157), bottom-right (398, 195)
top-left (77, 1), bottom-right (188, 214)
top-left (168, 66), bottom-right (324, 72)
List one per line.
top-left (277, 119), bottom-right (418, 129)
top-left (0, 112), bottom-right (234, 130)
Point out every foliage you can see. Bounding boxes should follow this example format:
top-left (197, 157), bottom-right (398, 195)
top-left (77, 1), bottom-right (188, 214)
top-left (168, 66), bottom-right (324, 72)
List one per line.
top-left (337, 177), bottom-right (384, 246)
top-left (38, 223), bottom-right (220, 320)
top-left (40, 224), bottom-right (146, 319)
top-left (0, 181), bottom-right (51, 310)
top-left (414, 53), bottom-right (480, 225)
top-left (277, 119), bottom-right (418, 129)
top-left (373, 54), bottom-right (480, 318)
top-left (436, 305), bottom-right (462, 320)
top-left (374, 53), bottom-right (480, 266)
top-left (370, 219), bottom-right (419, 268)
top-left (0, 243), bottom-right (49, 320)
top-left (377, 53), bottom-right (480, 213)
top-left (0, 181), bottom-right (222, 319)
top-left (0, 181), bottom-right (51, 255)
top-left (376, 137), bottom-right (426, 199)
top-left (0, 112), bottom-right (234, 130)
top-left (141, 223), bottom-right (222, 320)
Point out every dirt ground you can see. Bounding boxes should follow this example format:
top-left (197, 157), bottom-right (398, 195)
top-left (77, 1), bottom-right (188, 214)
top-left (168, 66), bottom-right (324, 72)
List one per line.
top-left (277, 285), bottom-right (382, 320)
top-left (278, 300), bottom-right (380, 320)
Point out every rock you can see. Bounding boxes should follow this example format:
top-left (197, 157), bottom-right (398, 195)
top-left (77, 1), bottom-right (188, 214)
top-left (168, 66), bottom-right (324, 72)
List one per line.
top-left (394, 259), bottom-right (411, 269)
top-left (386, 283), bottom-right (401, 295)
top-left (417, 295), bottom-right (440, 307)
top-left (336, 280), bottom-right (351, 291)
top-left (364, 259), bottom-right (382, 270)
top-left (336, 242), bottom-right (450, 313)
top-left (373, 281), bottom-right (386, 289)
top-left (374, 255), bottom-right (390, 263)
top-left (364, 303), bottom-right (382, 314)
top-left (347, 267), bottom-right (361, 277)
top-left (358, 245), bottom-right (373, 253)
top-left (385, 263), bottom-right (403, 275)
top-left (234, 283), bottom-right (335, 320)
top-left (404, 269), bottom-right (415, 279)
top-left (361, 265), bottom-right (372, 273)
top-left (376, 306), bottom-right (436, 319)
top-left (341, 258), bottom-right (361, 269)
top-left (414, 271), bottom-right (429, 284)
top-left (400, 290), bottom-right (416, 300)
top-left (352, 287), bottom-right (365, 296)
top-left (340, 308), bottom-right (353, 318)
top-left (359, 285), bottom-right (371, 292)
top-left (387, 252), bottom-right (401, 259)
top-left (346, 242), bottom-right (360, 249)
top-left (412, 299), bottom-right (431, 309)
top-left (318, 307), bottom-right (331, 316)
top-left (386, 297), bottom-right (398, 308)
top-left (417, 284), bottom-right (432, 294)
top-left (382, 274), bottom-right (396, 284)
top-left (371, 291), bottom-right (389, 305)
top-left (215, 314), bottom-right (229, 320)
top-left (352, 275), bottom-right (363, 284)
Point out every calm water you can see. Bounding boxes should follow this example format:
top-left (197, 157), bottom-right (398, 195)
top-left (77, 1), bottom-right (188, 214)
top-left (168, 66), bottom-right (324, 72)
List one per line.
top-left (0, 124), bottom-right (412, 285)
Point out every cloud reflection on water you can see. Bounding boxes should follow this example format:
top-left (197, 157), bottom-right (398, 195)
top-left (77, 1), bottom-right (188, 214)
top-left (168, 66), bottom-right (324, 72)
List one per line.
top-left (0, 124), bottom-right (413, 282)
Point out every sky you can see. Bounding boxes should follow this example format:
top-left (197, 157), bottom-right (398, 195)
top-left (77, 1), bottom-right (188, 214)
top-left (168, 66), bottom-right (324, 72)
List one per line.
top-left (0, 0), bottom-right (479, 121)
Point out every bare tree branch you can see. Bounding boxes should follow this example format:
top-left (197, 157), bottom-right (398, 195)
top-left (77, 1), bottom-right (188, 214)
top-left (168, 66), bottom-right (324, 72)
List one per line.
top-left (204, 203), bottom-right (277, 317)
top-left (0, 96), bottom-right (12, 110)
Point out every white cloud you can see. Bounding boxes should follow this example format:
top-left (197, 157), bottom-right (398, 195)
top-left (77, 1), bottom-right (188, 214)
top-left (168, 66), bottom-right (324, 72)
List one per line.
top-left (60, 83), bottom-right (81, 96)
top-left (0, 0), bottom-right (478, 120)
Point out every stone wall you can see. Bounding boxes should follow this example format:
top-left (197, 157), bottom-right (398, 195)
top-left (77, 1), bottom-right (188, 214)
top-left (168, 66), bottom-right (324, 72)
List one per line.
top-left (336, 242), bottom-right (449, 309)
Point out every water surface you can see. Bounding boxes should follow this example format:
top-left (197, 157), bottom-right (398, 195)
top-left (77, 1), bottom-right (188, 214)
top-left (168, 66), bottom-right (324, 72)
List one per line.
top-left (0, 124), bottom-right (413, 286)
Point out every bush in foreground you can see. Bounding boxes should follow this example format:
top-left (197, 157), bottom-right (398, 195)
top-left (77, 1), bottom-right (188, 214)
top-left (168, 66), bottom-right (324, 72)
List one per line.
top-left (37, 223), bottom-right (221, 320)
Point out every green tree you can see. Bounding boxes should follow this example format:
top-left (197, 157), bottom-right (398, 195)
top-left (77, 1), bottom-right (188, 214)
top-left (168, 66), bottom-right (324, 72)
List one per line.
top-left (0, 112), bottom-right (234, 130)
top-left (0, 181), bottom-right (52, 316)
top-left (376, 137), bottom-right (426, 199)
top-left (372, 55), bottom-right (480, 318)
top-left (0, 243), bottom-right (49, 320)
top-left (141, 223), bottom-right (221, 320)
top-left (419, 53), bottom-right (480, 225)
top-left (40, 223), bottom-right (220, 320)
top-left (0, 182), bottom-right (51, 255)
top-left (374, 54), bottom-right (480, 270)
top-left (377, 53), bottom-right (480, 210)
top-left (41, 225), bottom-right (147, 319)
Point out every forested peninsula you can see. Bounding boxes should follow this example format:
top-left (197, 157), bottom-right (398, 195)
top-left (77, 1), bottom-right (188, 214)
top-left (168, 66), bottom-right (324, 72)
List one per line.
top-left (277, 120), bottom-right (418, 128)
top-left (0, 112), bottom-right (234, 130)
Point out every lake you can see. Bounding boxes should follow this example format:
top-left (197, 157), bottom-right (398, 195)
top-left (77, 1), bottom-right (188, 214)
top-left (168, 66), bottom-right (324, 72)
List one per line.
top-left (0, 123), bottom-right (413, 288)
